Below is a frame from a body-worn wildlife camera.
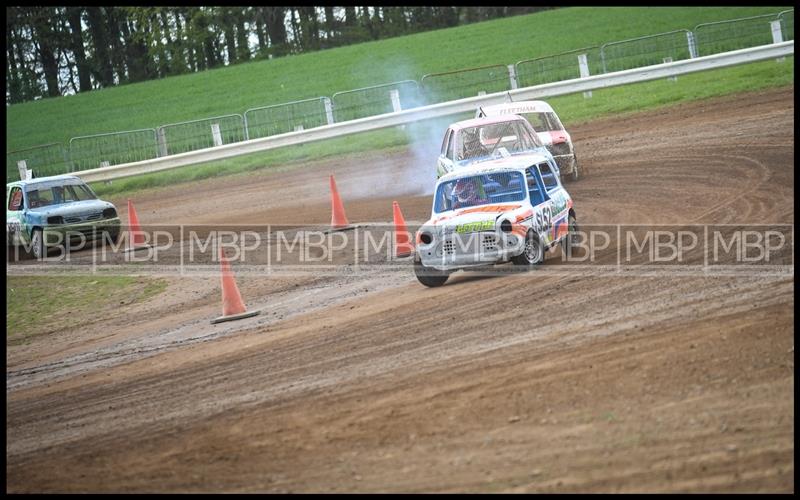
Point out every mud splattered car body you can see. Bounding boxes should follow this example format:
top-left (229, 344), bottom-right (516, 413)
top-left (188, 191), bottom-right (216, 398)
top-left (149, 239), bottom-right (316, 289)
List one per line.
top-left (477, 100), bottom-right (580, 181)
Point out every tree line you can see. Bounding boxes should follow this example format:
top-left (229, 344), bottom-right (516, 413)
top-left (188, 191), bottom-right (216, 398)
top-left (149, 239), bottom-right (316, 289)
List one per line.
top-left (6, 6), bottom-right (555, 105)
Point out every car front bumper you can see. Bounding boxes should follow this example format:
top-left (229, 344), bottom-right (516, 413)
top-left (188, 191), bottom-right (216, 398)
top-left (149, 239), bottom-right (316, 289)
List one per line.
top-left (417, 231), bottom-right (526, 271)
top-left (41, 217), bottom-right (121, 247)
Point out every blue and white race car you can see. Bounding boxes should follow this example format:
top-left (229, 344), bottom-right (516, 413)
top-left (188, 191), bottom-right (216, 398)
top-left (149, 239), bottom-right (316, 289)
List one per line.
top-left (415, 152), bottom-right (577, 287)
top-left (6, 175), bottom-right (121, 259)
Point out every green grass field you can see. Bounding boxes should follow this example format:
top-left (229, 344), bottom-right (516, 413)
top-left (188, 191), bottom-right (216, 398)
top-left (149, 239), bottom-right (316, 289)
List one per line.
top-left (6, 275), bottom-right (168, 345)
top-left (7, 7), bottom-right (788, 151)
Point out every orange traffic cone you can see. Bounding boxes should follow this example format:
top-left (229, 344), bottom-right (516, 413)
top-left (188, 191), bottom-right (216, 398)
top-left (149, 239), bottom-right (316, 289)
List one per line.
top-left (329, 174), bottom-right (350, 229)
top-left (125, 199), bottom-right (151, 252)
top-left (211, 246), bottom-right (261, 324)
top-left (393, 201), bottom-right (414, 258)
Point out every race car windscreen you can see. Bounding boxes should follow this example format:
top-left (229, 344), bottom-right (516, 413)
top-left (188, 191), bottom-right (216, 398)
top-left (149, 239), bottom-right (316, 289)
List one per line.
top-left (457, 121), bottom-right (542, 162)
top-left (521, 112), bottom-right (562, 132)
top-left (434, 171), bottom-right (526, 213)
top-left (25, 181), bottom-right (97, 208)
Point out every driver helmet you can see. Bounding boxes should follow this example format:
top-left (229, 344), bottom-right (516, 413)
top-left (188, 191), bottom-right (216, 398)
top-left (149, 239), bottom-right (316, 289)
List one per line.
top-left (453, 178), bottom-right (479, 203)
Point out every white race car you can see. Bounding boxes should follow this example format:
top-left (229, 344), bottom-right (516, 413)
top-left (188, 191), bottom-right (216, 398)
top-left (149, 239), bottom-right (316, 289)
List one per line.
top-left (414, 152), bottom-right (577, 287)
top-left (476, 100), bottom-right (580, 182)
top-left (436, 114), bottom-right (555, 179)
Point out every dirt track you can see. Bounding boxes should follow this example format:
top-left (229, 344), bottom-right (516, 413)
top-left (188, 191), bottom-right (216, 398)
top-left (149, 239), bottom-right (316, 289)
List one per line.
top-left (6, 86), bottom-right (794, 492)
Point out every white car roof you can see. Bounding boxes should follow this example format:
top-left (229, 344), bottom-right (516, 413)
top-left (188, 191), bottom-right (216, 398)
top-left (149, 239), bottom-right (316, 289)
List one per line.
top-left (447, 114), bottom-right (529, 132)
top-left (437, 152), bottom-right (551, 183)
top-left (480, 100), bottom-right (555, 116)
top-left (8, 174), bottom-right (81, 188)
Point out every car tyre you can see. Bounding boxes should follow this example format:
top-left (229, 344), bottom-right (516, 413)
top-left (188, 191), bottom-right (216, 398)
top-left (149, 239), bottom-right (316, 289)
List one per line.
top-left (512, 229), bottom-right (543, 267)
top-left (569, 155), bottom-right (580, 182)
top-left (104, 228), bottom-right (121, 246)
top-left (562, 213), bottom-right (578, 259)
top-left (414, 258), bottom-right (449, 287)
top-left (30, 228), bottom-right (45, 260)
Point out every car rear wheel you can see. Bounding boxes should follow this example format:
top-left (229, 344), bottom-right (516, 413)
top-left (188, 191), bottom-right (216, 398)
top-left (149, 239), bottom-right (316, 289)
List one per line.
top-left (562, 214), bottom-right (578, 259)
top-left (570, 155), bottom-right (580, 182)
top-left (511, 229), bottom-right (543, 267)
top-left (414, 258), bottom-right (449, 287)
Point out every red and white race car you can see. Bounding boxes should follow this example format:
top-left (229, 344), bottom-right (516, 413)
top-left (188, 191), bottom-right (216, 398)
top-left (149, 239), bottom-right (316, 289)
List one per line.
top-left (414, 152), bottom-right (578, 287)
top-left (476, 100), bottom-right (580, 181)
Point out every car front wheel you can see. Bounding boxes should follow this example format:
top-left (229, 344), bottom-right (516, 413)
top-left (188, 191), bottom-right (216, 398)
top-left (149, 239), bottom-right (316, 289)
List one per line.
top-left (511, 229), bottom-right (543, 267)
top-left (104, 229), bottom-right (121, 246)
top-left (414, 258), bottom-right (449, 287)
top-left (30, 228), bottom-right (45, 260)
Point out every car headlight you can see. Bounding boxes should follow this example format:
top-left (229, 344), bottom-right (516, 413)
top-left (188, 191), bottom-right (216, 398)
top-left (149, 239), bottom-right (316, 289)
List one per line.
top-left (47, 216), bottom-right (64, 225)
top-left (500, 219), bottom-right (512, 233)
top-left (419, 232), bottom-right (433, 245)
top-left (103, 207), bottom-right (117, 219)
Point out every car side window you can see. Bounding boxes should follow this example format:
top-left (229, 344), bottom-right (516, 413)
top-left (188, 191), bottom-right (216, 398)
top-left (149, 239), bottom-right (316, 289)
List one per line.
top-left (445, 130), bottom-right (455, 160)
top-left (526, 112), bottom-right (547, 130)
top-left (440, 129), bottom-right (450, 156)
top-left (526, 168), bottom-right (546, 206)
top-left (539, 162), bottom-right (560, 192)
top-left (8, 187), bottom-right (23, 211)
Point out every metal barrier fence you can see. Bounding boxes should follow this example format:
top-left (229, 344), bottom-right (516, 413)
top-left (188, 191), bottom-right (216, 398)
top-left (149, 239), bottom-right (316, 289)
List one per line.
top-left (69, 129), bottom-right (158, 172)
top-left (157, 114), bottom-right (247, 156)
top-left (5, 143), bottom-right (69, 182)
top-left (72, 42), bottom-right (795, 184)
top-left (421, 64), bottom-right (512, 103)
top-left (332, 80), bottom-right (422, 122)
top-left (515, 47), bottom-right (603, 88)
top-left (7, 10), bottom-right (793, 182)
top-left (600, 30), bottom-right (695, 73)
top-left (694, 14), bottom-right (779, 56)
top-left (244, 97), bottom-right (332, 140)
top-left (779, 10), bottom-right (794, 41)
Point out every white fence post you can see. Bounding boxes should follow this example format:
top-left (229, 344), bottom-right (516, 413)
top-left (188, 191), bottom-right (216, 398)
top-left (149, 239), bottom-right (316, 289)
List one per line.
top-left (323, 97), bottom-right (335, 125)
top-left (100, 160), bottom-right (110, 168)
top-left (157, 127), bottom-right (168, 157)
top-left (687, 31), bottom-right (698, 58)
top-left (507, 64), bottom-right (518, 90)
top-left (389, 89), bottom-right (405, 130)
top-left (17, 160), bottom-right (30, 181)
top-left (664, 57), bottom-right (677, 81)
top-left (578, 53), bottom-right (592, 98)
top-left (771, 20), bottom-right (786, 62)
top-left (389, 89), bottom-right (402, 112)
top-left (211, 123), bottom-right (223, 147)
top-left (477, 90), bottom-right (486, 96)
top-left (294, 125), bottom-right (304, 132)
